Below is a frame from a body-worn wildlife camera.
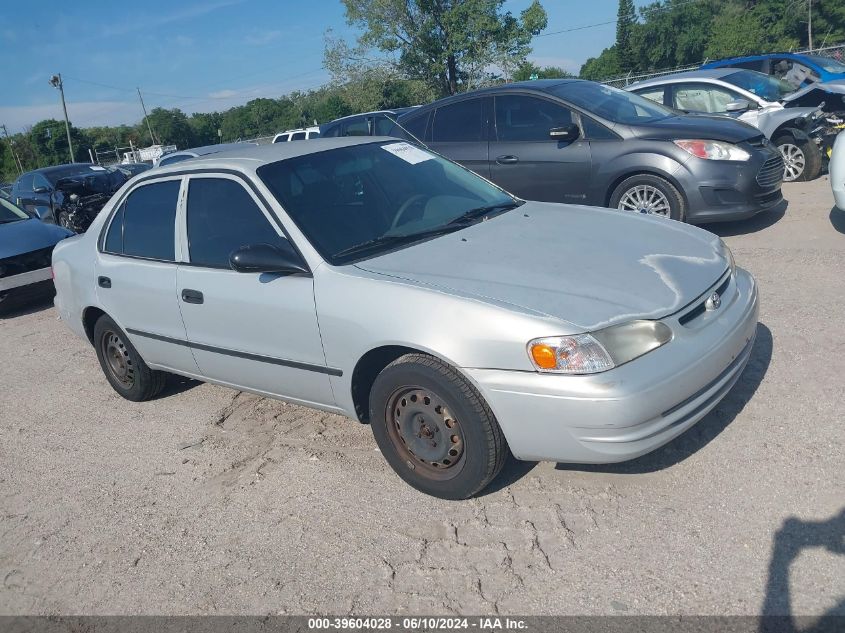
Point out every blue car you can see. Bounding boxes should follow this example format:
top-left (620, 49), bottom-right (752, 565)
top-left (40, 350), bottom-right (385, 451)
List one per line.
top-left (0, 197), bottom-right (73, 314)
top-left (702, 53), bottom-right (845, 90)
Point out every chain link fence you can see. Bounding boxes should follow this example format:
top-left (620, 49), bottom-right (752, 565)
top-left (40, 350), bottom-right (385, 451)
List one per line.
top-left (601, 42), bottom-right (845, 87)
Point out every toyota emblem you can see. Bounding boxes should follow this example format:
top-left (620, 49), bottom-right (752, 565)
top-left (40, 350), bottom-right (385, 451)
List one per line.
top-left (705, 292), bottom-right (722, 311)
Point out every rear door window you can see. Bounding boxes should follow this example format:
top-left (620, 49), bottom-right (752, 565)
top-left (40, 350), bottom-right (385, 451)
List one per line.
top-left (633, 86), bottom-right (665, 105)
top-left (432, 99), bottom-right (484, 142)
top-left (186, 177), bottom-right (289, 268)
top-left (290, 132), bottom-right (307, 141)
top-left (107, 180), bottom-right (180, 260)
top-left (343, 119), bottom-right (370, 136)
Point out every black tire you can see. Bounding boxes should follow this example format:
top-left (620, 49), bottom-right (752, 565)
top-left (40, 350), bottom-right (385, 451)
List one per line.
top-left (369, 353), bottom-right (508, 499)
top-left (93, 314), bottom-right (166, 402)
top-left (609, 173), bottom-right (685, 222)
top-left (773, 133), bottom-right (822, 182)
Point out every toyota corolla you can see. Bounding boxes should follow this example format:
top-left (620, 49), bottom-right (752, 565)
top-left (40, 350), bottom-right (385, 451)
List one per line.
top-left (52, 139), bottom-right (759, 499)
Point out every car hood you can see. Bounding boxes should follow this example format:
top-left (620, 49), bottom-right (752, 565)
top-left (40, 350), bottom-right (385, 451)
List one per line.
top-left (355, 202), bottom-right (728, 332)
top-left (0, 219), bottom-right (72, 259)
top-left (631, 113), bottom-right (760, 143)
top-left (782, 79), bottom-right (845, 110)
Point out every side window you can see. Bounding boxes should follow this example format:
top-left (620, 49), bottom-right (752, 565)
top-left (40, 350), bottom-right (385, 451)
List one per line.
top-left (16, 174), bottom-right (34, 192)
top-left (432, 99), bottom-right (484, 142)
top-left (308, 130), bottom-right (321, 139)
top-left (33, 174), bottom-right (51, 191)
top-left (733, 60), bottom-right (765, 72)
top-left (581, 115), bottom-right (618, 140)
top-left (320, 126), bottom-right (339, 138)
top-left (121, 180), bottom-right (180, 260)
top-left (343, 119), bottom-right (370, 136)
top-left (373, 114), bottom-right (397, 135)
top-left (186, 178), bottom-right (288, 268)
top-left (633, 87), bottom-right (665, 104)
top-left (495, 95), bottom-right (573, 142)
top-left (394, 111), bottom-right (429, 141)
top-left (673, 83), bottom-right (741, 113)
top-left (104, 204), bottom-right (125, 253)
top-left (290, 132), bottom-right (307, 141)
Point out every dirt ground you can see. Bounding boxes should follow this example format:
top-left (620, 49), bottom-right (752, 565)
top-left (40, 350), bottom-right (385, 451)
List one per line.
top-left (1, 179), bottom-right (843, 617)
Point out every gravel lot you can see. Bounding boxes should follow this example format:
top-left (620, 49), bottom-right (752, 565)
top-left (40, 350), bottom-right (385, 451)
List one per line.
top-left (1, 179), bottom-right (843, 617)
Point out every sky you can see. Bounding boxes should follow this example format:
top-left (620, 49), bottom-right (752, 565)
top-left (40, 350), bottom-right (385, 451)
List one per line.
top-left (0, 0), bottom-right (650, 133)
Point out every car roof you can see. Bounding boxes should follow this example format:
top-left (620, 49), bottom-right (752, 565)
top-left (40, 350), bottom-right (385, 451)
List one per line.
top-left (165, 142), bottom-right (256, 158)
top-left (148, 136), bottom-right (389, 176)
top-left (706, 52), bottom-right (816, 64)
top-left (628, 68), bottom-right (744, 88)
top-left (22, 162), bottom-right (97, 177)
top-left (395, 79), bottom-right (582, 114)
top-left (325, 107), bottom-right (420, 124)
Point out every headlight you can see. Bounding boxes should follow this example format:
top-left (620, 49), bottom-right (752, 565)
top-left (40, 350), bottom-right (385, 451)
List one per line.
top-left (674, 139), bottom-right (751, 161)
top-left (528, 321), bottom-right (673, 375)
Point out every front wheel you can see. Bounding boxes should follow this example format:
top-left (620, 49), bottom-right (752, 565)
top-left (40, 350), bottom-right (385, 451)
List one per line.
top-left (369, 354), bottom-right (508, 499)
top-left (609, 174), bottom-right (685, 222)
top-left (774, 134), bottom-right (822, 182)
top-left (93, 314), bottom-right (167, 401)
top-left (56, 210), bottom-right (72, 230)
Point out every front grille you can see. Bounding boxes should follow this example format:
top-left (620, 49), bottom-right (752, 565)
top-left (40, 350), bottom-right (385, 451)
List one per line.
top-left (678, 274), bottom-right (732, 326)
top-left (757, 154), bottom-right (785, 188)
top-left (0, 246), bottom-right (53, 278)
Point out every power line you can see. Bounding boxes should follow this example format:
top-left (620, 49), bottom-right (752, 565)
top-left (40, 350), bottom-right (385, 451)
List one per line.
top-left (536, 0), bottom-right (708, 38)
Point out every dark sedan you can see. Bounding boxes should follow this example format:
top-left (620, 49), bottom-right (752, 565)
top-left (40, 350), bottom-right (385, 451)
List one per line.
top-left (390, 80), bottom-right (785, 223)
top-left (0, 197), bottom-right (72, 314)
top-left (11, 163), bottom-right (124, 232)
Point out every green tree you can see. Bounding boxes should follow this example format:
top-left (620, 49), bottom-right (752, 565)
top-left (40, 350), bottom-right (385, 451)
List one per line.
top-left (512, 61), bottom-right (573, 81)
top-left (29, 119), bottom-right (88, 165)
top-left (142, 108), bottom-right (196, 149)
top-left (329, 0), bottom-right (548, 96)
top-left (579, 47), bottom-right (621, 80)
top-left (616, 0), bottom-right (638, 73)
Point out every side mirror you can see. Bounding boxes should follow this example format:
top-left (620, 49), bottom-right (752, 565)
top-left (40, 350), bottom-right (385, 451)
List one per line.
top-left (33, 186), bottom-right (51, 194)
top-left (229, 242), bottom-right (309, 275)
top-left (549, 124), bottom-right (580, 142)
top-left (725, 99), bottom-right (751, 113)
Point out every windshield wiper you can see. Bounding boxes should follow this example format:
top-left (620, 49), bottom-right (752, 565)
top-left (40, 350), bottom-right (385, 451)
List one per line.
top-left (446, 200), bottom-right (523, 226)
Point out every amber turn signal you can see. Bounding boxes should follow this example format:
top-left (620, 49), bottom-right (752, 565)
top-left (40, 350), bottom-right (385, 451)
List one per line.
top-left (530, 344), bottom-right (557, 370)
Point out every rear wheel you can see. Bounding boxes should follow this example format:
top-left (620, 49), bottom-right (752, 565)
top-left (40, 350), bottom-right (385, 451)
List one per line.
top-left (93, 314), bottom-right (166, 401)
top-left (774, 133), bottom-right (822, 182)
top-left (369, 353), bottom-right (508, 499)
top-left (610, 174), bottom-right (685, 221)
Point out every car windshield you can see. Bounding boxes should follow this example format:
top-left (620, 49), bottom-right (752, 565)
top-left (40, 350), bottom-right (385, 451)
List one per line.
top-left (803, 54), bottom-right (845, 73)
top-left (42, 164), bottom-right (108, 185)
top-left (0, 197), bottom-right (30, 223)
top-left (258, 141), bottom-right (520, 264)
top-left (723, 70), bottom-right (795, 101)
top-left (551, 81), bottom-right (674, 124)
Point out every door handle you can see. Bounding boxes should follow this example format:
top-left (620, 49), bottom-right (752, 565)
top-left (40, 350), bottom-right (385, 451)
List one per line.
top-left (495, 155), bottom-right (519, 164)
top-left (181, 289), bottom-right (204, 304)
top-left (98, 276), bottom-right (111, 289)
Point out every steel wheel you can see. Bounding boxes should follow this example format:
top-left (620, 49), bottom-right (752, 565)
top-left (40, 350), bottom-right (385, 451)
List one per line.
top-left (385, 386), bottom-right (466, 481)
top-left (617, 184), bottom-right (671, 216)
top-left (779, 143), bottom-right (805, 182)
top-left (100, 329), bottom-right (135, 388)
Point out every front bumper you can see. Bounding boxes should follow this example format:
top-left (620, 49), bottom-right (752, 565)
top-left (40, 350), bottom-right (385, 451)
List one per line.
top-left (680, 147), bottom-right (785, 224)
top-left (465, 267), bottom-right (759, 463)
top-left (0, 266), bottom-right (52, 292)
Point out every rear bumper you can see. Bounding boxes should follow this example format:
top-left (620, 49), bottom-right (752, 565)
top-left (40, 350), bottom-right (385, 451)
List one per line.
top-left (465, 267), bottom-right (759, 463)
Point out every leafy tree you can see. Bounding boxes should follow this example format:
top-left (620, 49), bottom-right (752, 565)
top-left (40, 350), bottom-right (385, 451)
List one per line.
top-left (330, 0), bottom-right (548, 96)
top-left (512, 61), bottom-right (574, 81)
top-left (616, 0), bottom-right (637, 73)
top-left (29, 119), bottom-right (88, 165)
top-left (142, 108), bottom-right (196, 149)
top-left (580, 47), bottom-right (621, 80)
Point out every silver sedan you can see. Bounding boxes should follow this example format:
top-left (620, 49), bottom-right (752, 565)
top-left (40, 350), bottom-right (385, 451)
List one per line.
top-left (52, 138), bottom-right (758, 499)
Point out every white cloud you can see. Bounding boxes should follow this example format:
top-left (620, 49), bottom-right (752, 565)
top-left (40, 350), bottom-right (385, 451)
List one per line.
top-left (244, 29), bottom-right (282, 46)
top-left (101, 0), bottom-right (244, 37)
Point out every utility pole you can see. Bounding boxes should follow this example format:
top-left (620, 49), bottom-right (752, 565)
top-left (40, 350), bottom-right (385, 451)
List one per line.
top-left (808, 0), bottom-right (813, 51)
top-left (1, 123), bottom-right (24, 174)
top-left (137, 87), bottom-right (158, 145)
top-left (49, 74), bottom-right (75, 163)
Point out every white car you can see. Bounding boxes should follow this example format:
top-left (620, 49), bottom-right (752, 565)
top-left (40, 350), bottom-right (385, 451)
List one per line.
top-left (273, 127), bottom-right (321, 143)
top-left (51, 139), bottom-right (757, 499)
top-left (629, 68), bottom-right (824, 181)
top-left (831, 131), bottom-right (845, 211)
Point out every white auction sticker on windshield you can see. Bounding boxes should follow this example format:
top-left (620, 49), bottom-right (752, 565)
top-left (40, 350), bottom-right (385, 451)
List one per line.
top-left (89, 166), bottom-right (106, 171)
top-left (382, 142), bottom-right (433, 165)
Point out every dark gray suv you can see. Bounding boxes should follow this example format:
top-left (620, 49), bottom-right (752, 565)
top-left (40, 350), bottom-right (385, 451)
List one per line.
top-left (391, 80), bottom-right (785, 223)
